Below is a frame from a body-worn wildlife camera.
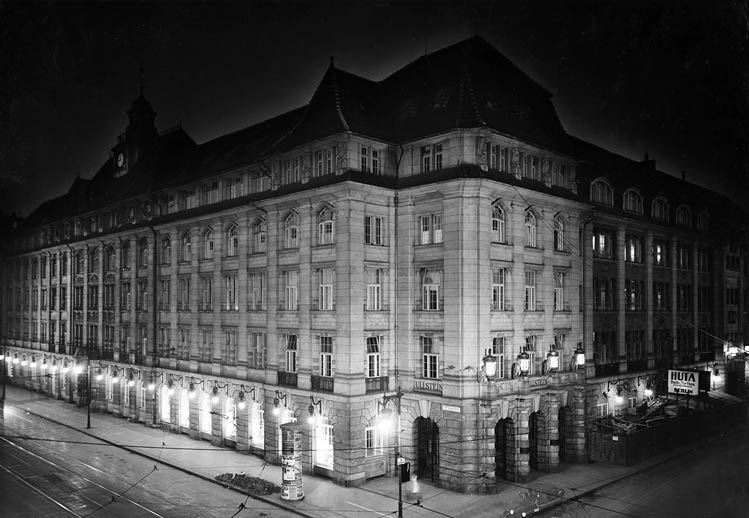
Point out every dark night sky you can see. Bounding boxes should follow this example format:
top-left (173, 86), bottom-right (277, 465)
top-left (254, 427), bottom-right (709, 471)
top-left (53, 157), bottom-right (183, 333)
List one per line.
top-left (1, 1), bottom-right (747, 217)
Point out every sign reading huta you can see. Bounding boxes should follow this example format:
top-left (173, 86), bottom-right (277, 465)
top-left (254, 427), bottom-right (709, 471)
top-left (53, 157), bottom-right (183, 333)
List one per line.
top-left (667, 369), bottom-right (699, 396)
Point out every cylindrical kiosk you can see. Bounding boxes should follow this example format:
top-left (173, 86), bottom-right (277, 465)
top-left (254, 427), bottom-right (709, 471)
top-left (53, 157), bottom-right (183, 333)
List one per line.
top-left (280, 422), bottom-right (304, 500)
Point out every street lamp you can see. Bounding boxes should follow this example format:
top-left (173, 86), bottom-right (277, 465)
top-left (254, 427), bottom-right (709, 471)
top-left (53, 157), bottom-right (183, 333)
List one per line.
top-left (378, 387), bottom-right (405, 518)
top-left (517, 350), bottom-right (531, 378)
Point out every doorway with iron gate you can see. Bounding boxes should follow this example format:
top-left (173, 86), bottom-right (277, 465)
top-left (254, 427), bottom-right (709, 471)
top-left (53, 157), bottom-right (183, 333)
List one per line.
top-left (416, 417), bottom-right (439, 483)
top-left (495, 418), bottom-right (514, 480)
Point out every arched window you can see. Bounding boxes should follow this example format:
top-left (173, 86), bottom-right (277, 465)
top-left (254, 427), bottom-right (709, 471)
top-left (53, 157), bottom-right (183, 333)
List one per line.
top-left (181, 233), bottom-right (192, 262)
top-left (104, 246), bottom-right (116, 271)
top-left (318, 207), bottom-right (334, 245)
top-left (675, 205), bottom-right (691, 226)
top-left (525, 211), bottom-right (537, 248)
top-left (554, 216), bottom-right (564, 252)
top-left (226, 225), bottom-right (238, 256)
top-left (590, 179), bottom-right (614, 206)
top-left (160, 236), bottom-right (171, 265)
top-left (651, 197), bottom-right (669, 221)
top-left (254, 220), bottom-right (266, 253)
top-left (623, 189), bottom-right (643, 215)
top-left (202, 230), bottom-right (214, 259)
top-left (284, 213), bottom-right (299, 248)
top-left (492, 205), bottom-right (505, 243)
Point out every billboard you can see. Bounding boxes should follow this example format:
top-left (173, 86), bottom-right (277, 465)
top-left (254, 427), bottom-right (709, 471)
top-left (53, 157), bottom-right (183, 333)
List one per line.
top-left (667, 369), bottom-right (700, 396)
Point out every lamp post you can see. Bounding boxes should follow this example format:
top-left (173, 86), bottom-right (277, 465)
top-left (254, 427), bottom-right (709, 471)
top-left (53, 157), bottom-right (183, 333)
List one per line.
top-left (74, 349), bottom-right (91, 429)
top-left (1, 343), bottom-right (6, 402)
top-left (379, 387), bottom-right (404, 518)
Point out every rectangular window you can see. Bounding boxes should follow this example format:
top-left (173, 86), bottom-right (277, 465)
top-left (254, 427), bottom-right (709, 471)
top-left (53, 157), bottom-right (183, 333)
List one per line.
top-left (554, 272), bottom-right (567, 311)
top-left (625, 235), bottom-right (642, 263)
top-left (320, 336), bottom-right (333, 377)
top-left (360, 145), bottom-right (369, 172)
top-left (485, 336), bottom-right (506, 379)
top-left (366, 336), bottom-right (381, 378)
top-left (418, 214), bottom-right (443, 245)
top-left (284, 270), bottom-right (298, 310)
top-left (178, 277), bottom-right (190, 311)
top-left (653, 240), bottom-right (669, 267)
top-left (248, 331), bottom-right (266, 369)
top-left (224, 329), bottom-right (237, 365)
top-left (421, 335), bottom-right (438, 379)
top-left (314, 150), bottom-right (324, 177)
top-left (594, 278), bottom-right (616, 310)
top-left (318, 268), bottom-right (335, 310)
top-left (199, 327), bottom-right (212, 361)
top-left (365, 427), bottom-right (383, 457)
top-left (224, 273), bottom-right (238, 311)
top-left (285, 334), bottom-right (298, 373)
top-left (87, 285), bottom-right (98, 310)
top-left (677, 246), bottom-right (691, 270)
top-left (198, 276), bottom-right (212, 311)
top-left (525, 270), bottom-right (537, 311)
top-left (159, 279), bottom-right (170, 310)
top-left (421, 268), bottom-right (442, 310)
top-left (136, 280), bottom-right (148, 310)
top-left (366, 268), bottom-right (383, 310)
top-left (248, 272), bottom-right (267, 310)
top-left (592, 228), bottom-right (614, 259)
top-left (492, 267), bottom-right (506, 311)
top-left (653, 281), bottom-right (670, 311)
top-left (364, 216), bottom-right (384, 245)
top-left (625, 279), bottom-right (644, 310)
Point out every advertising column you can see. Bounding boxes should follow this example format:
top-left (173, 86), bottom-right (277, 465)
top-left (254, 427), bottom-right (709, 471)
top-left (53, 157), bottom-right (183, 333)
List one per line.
top-left (280, 422), bottom-right (304, 500)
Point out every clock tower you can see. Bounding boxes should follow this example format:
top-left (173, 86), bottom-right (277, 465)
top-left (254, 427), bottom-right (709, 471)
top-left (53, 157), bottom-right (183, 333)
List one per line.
top-left (112, 74), bottom-right (157, 178)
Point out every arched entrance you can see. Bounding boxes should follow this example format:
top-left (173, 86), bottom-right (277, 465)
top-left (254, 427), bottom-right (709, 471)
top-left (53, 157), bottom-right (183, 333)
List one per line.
top-left (529, 412), bottom-right (539, 471)
top-left (416, 417), bottom-right (439, 483)
top-left (495, 418), bottom-right (513, 480)
top-left (558, 406), bottom-right (568, 463)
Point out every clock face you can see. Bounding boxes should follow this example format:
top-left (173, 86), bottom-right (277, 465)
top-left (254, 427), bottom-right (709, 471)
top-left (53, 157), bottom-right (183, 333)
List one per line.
top-left (116, 152), bottom-right (125, 167)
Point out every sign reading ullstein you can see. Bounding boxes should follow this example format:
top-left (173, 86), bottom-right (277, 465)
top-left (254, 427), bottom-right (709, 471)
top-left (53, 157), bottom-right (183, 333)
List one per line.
top-left (667, 369), bottom-right (699, 396)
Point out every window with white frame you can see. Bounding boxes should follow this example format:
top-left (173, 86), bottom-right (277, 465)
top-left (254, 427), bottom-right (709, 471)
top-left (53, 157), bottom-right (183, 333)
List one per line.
top-left (285, 334), bottom-right (298, 372)
top-left (554, 272), bottom-right (567, 311)
top-left (492, 205), bottom-right (505, 243)
top-left (418, 214), bottom-right (442, 244)
top-left (485, 336), bottom-right (506, 379)
top-left (283, 270), bottom-right (298, 310)
top-left (317, 268), bottom-right (335, 310)
top-left (199, 276), bottom-right (212, 311)
top-left (524, 270), bottom-right (537, 311)
top-left (319, 335), bottom-right (333, 377)
top-left (248, 331), bottom-right (266, 369)
top-left (421, 143), bottom-right (443, 172)
top-left (596, 402), bottom-right (609, 417)
top-left (651, 197), bottom-right (669, 221)
top-left (492, 267), bottom-right (506, 311)
top-left (181, 233), bottom-right (192, 262)
top-left (254, 220), bottom-right (266, 253)
top-left (226, 225), bottom-right (238, 256)
top-left (248, 272), bottom-right (266, 310)
top-left (284, 213), bottom-right (299, 248)
top-left (366, 268), bottom-right (383, 310)
top-left (421, 335), bottom-right (438, 379)
top-left (592, 228), bottom-right (614, 259)
top-left (623, 189), bottom-right (643, 214)
top-left (364, 215), bottom-right (383, 245)
top-left (525, 211), bottom-right (537, 247)
top-left (675, 205), bottom-right (691, 226)
top-left (314, 150), bottom-right (324, 177)
top-left (365, 426), bottom-right (383, 456)
top-left (553, 216), bottom-right (564, 251)
top-left (421, 268), bottom-right (442, 310)
top-left (224, 272), bottom-right (238, 311)
top-left (591, 179), bottom-right (614, 206)
top-left (202, 230), bottom-right (214, 260)
top-left (366, 336), bottom-right (381, 377)
top-left (325, 148), bottom-right (336, 175)
top-left (318, 207), bottom-right (334, 245)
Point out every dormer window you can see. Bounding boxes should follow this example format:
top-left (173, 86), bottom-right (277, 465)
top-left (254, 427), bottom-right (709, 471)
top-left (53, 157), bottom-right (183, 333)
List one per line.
top-left (623, 189), bottom-right (643, 215)
top-left (590, 179), bottom-right (613, 206)
top-left (651, 197), bottom-right (669, 222)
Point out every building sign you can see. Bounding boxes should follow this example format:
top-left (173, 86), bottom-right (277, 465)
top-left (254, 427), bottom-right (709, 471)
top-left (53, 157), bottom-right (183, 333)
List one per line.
top-left (667, 369), bottom-right (699, 396)
top-left (442, 405), bottom-right (461, 413)
top-left (530, 378), bottom-right (548, 388)
top-left (413, 380), bottom-right (443, 395)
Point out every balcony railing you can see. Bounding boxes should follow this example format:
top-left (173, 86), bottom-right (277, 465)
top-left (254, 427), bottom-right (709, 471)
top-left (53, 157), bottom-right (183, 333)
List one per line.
top-left (311, 375), bottom-right (334, 392)
top-left (365, 376), bottom-right (388, 393)
top-left (277, 371), bottom-right (298, 388)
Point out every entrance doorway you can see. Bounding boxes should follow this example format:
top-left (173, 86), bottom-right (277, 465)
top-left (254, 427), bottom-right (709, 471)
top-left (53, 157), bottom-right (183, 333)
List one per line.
top-left (495, 418), bottom-right (513, 480)
top-left (416, 417), bottom-right (439, 482)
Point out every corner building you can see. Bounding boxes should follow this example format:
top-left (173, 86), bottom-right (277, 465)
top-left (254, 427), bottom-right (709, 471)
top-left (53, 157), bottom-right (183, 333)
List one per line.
top-left (1, 36), bottom-right (745, 492)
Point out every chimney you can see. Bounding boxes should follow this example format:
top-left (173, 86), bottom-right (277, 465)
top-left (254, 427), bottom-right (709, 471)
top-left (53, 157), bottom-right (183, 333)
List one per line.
top-left (641, 153), bottom-right (655, 170)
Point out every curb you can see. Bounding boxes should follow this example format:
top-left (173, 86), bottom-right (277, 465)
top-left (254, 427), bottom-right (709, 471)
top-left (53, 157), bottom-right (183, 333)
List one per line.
top-left (12, 402), bottom-right (316, 518)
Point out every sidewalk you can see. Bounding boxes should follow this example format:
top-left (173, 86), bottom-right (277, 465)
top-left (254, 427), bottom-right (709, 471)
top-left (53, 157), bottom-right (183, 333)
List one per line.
top-left (0, 385), bottom-right (731, 518)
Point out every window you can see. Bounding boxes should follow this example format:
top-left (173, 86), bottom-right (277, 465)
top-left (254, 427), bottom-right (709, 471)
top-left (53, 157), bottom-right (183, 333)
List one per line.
top-left (137, 280), bottom-right (148, 310)
top-left (653, 281), bottom-right (670, 311)
top-left (284, 213), bottom-right (299, 248)
top-left (421, 268), bottom-right (442, 310)
top-left (625, 279), bottom-right (644, 310)
top-left (554, 272), bottom-right (567, 311)
top-left (625, 234), bottom-right (642, 263)
top-left (317, 268), bottom-right (335, 310)
top-left (199, 276), bottom-right (212, 311)
top-left (102, 246), bottom-right (115, 271)
top-left (492, 267), bottom-right (506, 311)
top-left (698, 285), bottom-right (712, 312)
top-left (87, 286), bottom-right (98, 310)
top-left (75, 250), bottom-right (84, 274)
top-left (524, 336), bottom-right (537, 375)
top-left (360, 146), bottom-right (369, 172)
top-left (492, 205), bottom-right (505, 243)
top-left (51, 255), bottom-right (57, 278)
top-left (181, 233), bottom-right (192, 262)
top-left (553, 216), bottom-right (564, 251)
top-left (623, 189), bottom-right (643, 214)
top-left (224, 328), bottom-right (237, 365)
top-left (677, 246), bottom-right (691, 270)
top-left (525, 212), bottom-right (537, 247)
top-left (314, 150), bottom-right (324, 177)
top-left (119, 283), bottom-right (131, 311)
top-left (594, 277), bottom-right (616, 310)
top-left (697, 212), bottom-right (709, 230)
top-left (199, 327), bottom-right (212, 361)
top-left (254, 220), bottom-right (267, 253)
top-left (524, 270), bottom-right (537, 311)
top-left (675, 205), bottom-right (691, 226)
top-left (677, 284), bottom-right (692, 312)
top-left (697, 248), bottom-right (711, 272)
top-left (283, 270), bottom-right (298, 310)
top-left (248, 272), bottom-right (266, 310)
top-left (366, 336), bottom-right (381, 377)
top-left (202, 230), bottom-right (214, 260)
top-left (421, 143), bottom-right (444, 172)
top-left (653, 239), bottom-right (669, 266)
top-left (485, 336), bottom-right (506, 379)
top-left (178, 277), bottom-right (190, 311)
top-left (285, 334), bottom-right (298, 373)
top-left (592, 228), bottom-right (614, 259)
top-left (87, 248), bottom-right (99, 273)
top-left (318, 207), bottom-right (334, 245)
top-left (61, 252), bottom-right (68, 276)
top-left (319, 336), bottom-right (333, 377)
top-left (419, 214), bottom-right (442, 244)
top-left (224, 273), bottom-right (238, 311)
top-left (203, 182), bottom-right (219, 204)
top-left (60, 287), bottom-right (67, 310)
top-left (159, 279), bottom-right (170, 310)
top-left (590, 179), bottom-right (614, 206)
top-left (651, 197), bottom-right (669, 221)
top-left (365, 216), bottom-right (384, 245)
top-left (421, 335), bottom-right (438, 379)
top-left (226, 176), bottom-right (243, 198)
top-left (365, 427), bottom-right (383, 457)
top-left (226, 225), bottom-right (238, 256)
top-left (366, 268), bottom-right (383, 311)
top-left (137, 238), bottom-right (148, 267)
top-left (248, 331), bottom-right (266, 369)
